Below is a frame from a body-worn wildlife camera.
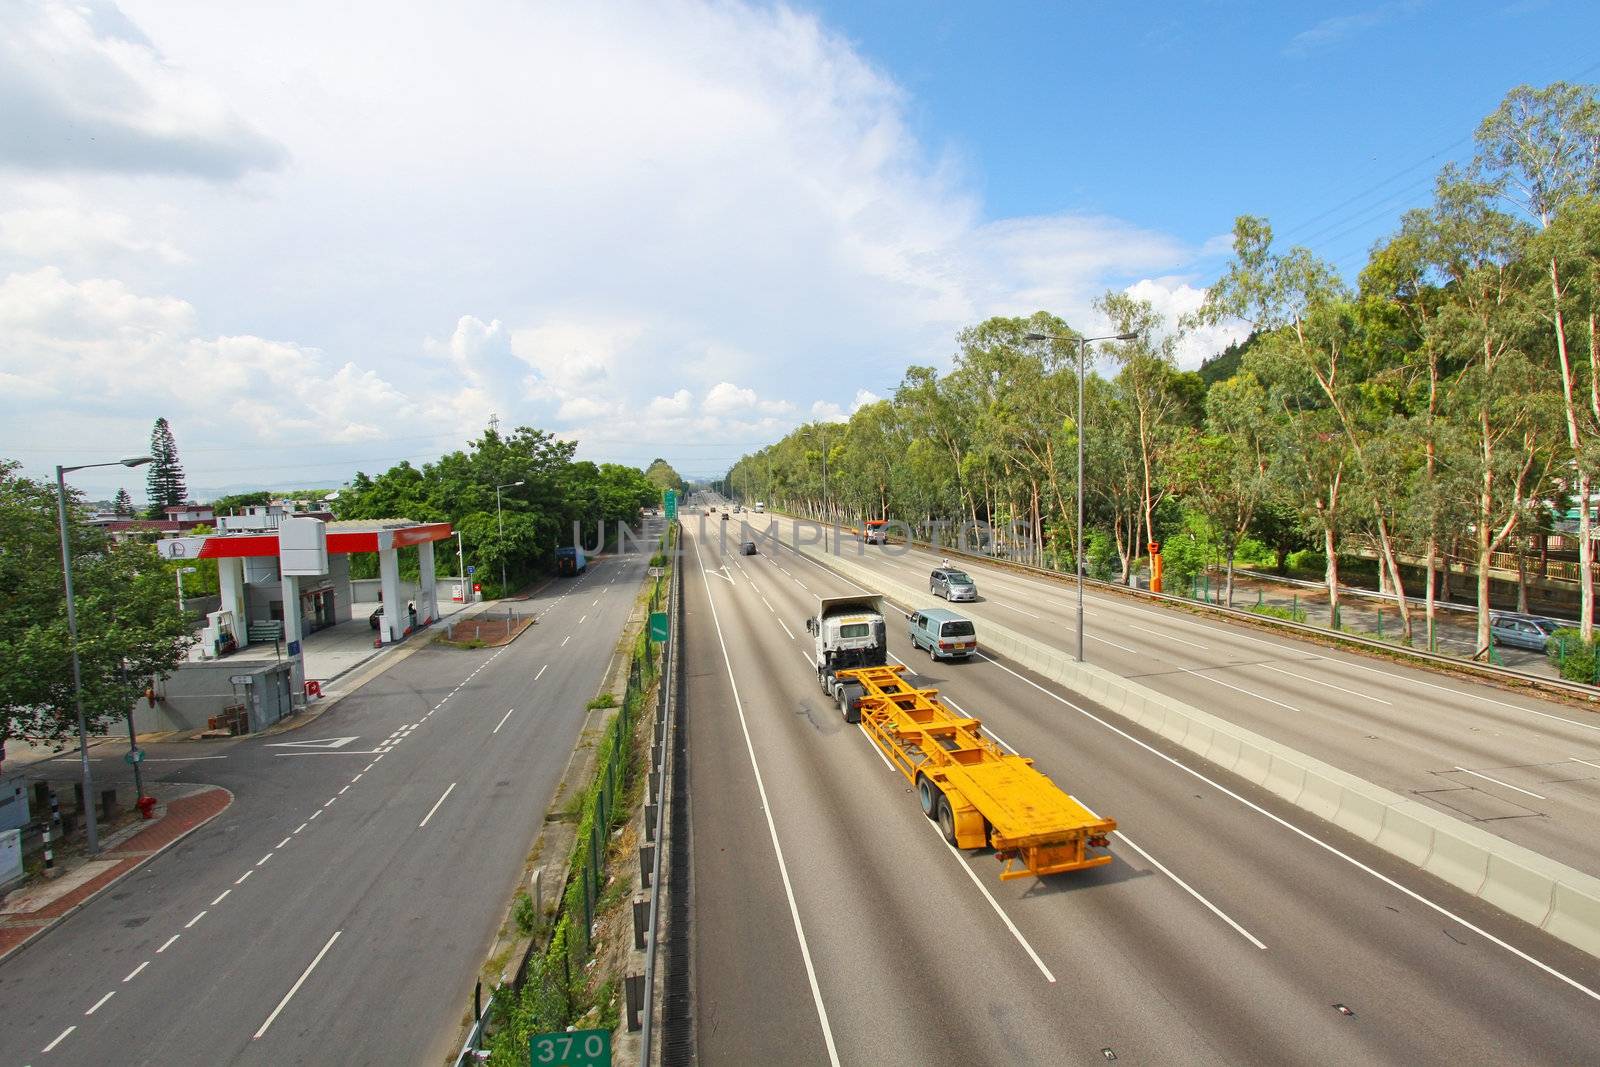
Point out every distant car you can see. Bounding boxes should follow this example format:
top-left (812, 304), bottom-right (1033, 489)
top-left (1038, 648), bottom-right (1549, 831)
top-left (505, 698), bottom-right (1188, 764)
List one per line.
top-left (1490, 613), bottom-right (1560, 651)
top-left (930, 568), bottom-right (977, 602)
top-left (721, 511), bottom-right (730, 521)
top-left (740, 540), bottom-right (757, 555)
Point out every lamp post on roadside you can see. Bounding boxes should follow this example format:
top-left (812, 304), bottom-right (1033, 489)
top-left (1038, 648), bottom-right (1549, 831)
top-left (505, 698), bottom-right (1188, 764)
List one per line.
top-left (495, 481), bottom-right (524, 596)
top-left (175, 566), bottom-right (196, 614)
top-left (455, 529), bottom-right (466, 593)
top-left (1022, 330), bottom-right (1137, 663)
top-left (55, 454), bottom-right (154, 854)
top-left (797, 427), bottom-right (832, 540)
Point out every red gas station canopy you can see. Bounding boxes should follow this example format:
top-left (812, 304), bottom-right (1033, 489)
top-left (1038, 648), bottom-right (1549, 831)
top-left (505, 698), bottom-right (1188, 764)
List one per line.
top-left (197, 522), bottom-right (454, 559)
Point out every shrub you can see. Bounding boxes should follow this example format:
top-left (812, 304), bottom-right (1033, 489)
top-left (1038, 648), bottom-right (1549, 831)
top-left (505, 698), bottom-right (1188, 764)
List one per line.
top-left (512, 890), bottom-right (537, 936)
top-left (1547, 628), bottom-right (1599, 683)
top-left (585, 692), bottom-right (617, 710)
top-left (1233, 536), bottom-right (1276, 569)
top-left (1249, 602), bottom-right (1308, 624)
top-left (1085, 529), bottom-right (1118, 581)
top-left (1285, 549), bottom-right (1327, 576)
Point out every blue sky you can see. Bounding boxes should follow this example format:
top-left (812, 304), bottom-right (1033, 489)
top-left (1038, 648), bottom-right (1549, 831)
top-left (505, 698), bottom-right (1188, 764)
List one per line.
top-left (814, 1), bottom-right (1599, 275)
top-left (0, 0), bottom-right (1594, 494)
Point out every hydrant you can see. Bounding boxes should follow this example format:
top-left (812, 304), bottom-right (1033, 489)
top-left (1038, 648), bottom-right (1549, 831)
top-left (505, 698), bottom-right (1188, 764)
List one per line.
top-left (136, 795), bottom-right (158, 820)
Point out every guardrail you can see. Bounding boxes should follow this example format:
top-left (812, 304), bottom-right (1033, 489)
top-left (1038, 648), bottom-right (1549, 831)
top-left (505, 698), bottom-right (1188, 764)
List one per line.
top-left (779, 513), bottom-right (1599, 703)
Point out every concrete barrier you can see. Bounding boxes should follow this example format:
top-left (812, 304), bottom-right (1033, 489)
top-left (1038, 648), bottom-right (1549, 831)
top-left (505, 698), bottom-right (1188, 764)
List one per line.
top-left (790, 537), bottom-right (1600, 961)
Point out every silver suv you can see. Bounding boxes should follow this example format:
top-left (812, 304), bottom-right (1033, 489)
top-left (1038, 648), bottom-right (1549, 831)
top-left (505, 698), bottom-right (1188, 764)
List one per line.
top-left (930, 568), bottom-right (977, 602)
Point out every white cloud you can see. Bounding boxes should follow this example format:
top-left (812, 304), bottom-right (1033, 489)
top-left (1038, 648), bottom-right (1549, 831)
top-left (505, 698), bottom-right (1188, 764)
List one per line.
top-left (0, 0), bottom-right (284, 178)
top-left (0, 0), bottom-right (1230, 486)
top-left (1122, 277), bottom-right (1250, 370)
top-left (811, 399), bottom-right (847, 423)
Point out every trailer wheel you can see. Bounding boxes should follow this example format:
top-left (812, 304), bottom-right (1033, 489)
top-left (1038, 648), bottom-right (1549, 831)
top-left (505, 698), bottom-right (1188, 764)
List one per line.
top-left (916, 775), bottom-right (940, 819)
top-left (936, 796), bottom-right (958, 845)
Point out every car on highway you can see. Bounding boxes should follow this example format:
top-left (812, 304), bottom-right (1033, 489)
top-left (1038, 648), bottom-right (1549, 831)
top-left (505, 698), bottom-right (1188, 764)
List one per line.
top-left (907, 608), bottom-right (977, 661)
top-left (721, 511), bottom-right (730, 521)
top-left (1489, 612), bottom-right (1561, 651)
top-left (930, 567), bottom-right (977, 602)
top-left (740, 540), bottom-right (757, 555)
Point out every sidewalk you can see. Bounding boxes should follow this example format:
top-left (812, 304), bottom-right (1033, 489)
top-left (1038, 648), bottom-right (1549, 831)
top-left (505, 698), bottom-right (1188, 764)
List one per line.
top-left (0, 784), bottom-right (233, 962)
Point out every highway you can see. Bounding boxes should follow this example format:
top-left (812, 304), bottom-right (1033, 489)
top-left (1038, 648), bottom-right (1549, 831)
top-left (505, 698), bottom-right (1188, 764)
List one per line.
top-left (0, 526), bottom-right (658, 1066)
top-left (680, 508), bottom-right (1600, 1065)
top-left (728, 511), bottom-right (1600, 882)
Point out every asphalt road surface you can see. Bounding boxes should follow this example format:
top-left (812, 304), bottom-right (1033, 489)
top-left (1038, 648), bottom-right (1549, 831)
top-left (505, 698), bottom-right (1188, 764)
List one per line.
top-left (721, 511), bottom-right (1600, 882)
top-left (680, 512), bottom-right (1600, 1066)
top-left (0, 526), bottom-right (658, 1066)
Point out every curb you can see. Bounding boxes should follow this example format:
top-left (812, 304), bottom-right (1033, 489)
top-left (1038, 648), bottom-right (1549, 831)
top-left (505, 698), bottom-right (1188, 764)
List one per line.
top-left (792, 538), bottom-right (1600, 962)
top-left (0, 785), bottom-right (235, 966)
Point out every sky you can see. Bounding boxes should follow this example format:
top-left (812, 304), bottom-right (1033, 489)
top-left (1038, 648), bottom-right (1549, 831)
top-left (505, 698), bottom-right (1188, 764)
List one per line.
top-left (0, 0), bottom-right (1593, 497)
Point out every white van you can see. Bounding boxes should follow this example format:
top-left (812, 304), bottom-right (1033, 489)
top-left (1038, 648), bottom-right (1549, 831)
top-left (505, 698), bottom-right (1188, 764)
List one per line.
top-left (754, 501), bottom-right (765, 513)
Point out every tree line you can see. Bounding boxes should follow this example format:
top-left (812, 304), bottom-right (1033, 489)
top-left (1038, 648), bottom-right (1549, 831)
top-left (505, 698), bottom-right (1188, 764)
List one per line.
top-left (723, 82), bottom-right (1600, 658)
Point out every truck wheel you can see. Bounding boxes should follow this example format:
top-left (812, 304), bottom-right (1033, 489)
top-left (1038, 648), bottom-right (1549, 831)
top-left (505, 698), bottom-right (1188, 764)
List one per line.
top-left (936, 796), bottom-right (958, 845)
top-left (818, 668), bottom-right (830, 695)
top-left (839, 690), bottom-right (860, 725)
top-left (916, 775), bottom-right (940, 819)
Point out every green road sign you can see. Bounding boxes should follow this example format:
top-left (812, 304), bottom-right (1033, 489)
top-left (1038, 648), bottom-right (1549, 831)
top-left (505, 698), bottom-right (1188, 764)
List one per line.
top-left (530, 1027), bottom-right (610, 1066)
top-left (124, 748), bottom-right (146, 765)
top-left (649, 611), bottom-right (669, 642)
top-left (663, 488), bottom-right (677, 520)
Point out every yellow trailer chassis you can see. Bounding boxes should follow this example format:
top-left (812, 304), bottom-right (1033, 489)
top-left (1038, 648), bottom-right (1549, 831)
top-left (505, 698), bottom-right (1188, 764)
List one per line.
top-left (838, 664), bottom-right (1115, 880)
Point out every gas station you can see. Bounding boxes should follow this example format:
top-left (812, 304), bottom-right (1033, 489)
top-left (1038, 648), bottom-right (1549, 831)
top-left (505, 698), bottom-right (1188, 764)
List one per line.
top-left (155, 512), bottom-right (456, 717)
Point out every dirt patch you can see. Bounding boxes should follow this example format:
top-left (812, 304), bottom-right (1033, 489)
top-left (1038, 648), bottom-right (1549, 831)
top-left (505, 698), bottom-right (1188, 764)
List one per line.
top-left (439, 613), bottom-right (537, 648)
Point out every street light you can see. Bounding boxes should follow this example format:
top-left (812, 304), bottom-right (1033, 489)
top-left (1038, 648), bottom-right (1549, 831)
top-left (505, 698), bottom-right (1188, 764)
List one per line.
top-left (1023, 330), bottom-right (1138, 662)
top-left (175, 566), bottom-right (197, 613)
top-left (796, 427), bottom-right (832, 538)
top-left (495, 481), bottom-right (524, 596)
top-left (55, 453), bottom-right (153, 854)
top-left (455, 529), bottom-right (465, 592)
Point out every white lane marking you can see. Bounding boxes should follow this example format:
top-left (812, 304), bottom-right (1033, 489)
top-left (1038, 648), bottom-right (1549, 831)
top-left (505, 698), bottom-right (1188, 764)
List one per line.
top-left (561, 636), bottom-right (571, 647)
top-left (83, 990), bottom-right (116, 1016)
top-left (157, 933), bottom-right (180, 953)
top-left (294, 822), bottom-right (308, 834)
top-left (1129, 623), bottom-right (1209, 649)
top-left (373, 754), bottom-right (384, 762)
top-left (419, 782), bottom-right (457, 828)
top-left (42, 1026), bottom-right (75, 1052)
top-left (1453, 765), bottom-right (1547, 800)
top-left (760, 595), bottom-right (776, 613)
top-left (579, 614), bottom-right (587, 624)
top-left (854, 711), bottom-right (1056, 982)
top-left (277, 836), bottom-right (291, 848)
top-left (1115, 830), bottom-right (1266, 949)
top-left (1179, 667), bottom-right (1300, 712)
top-left (123, 961), bottom-right (149, 982)
top-left (1333, 657), bottom-right (1600, 733)
top-left (254, 930), bottom-right (341, 1041)
top-left (1257, 663), bottom-right (1392, 705)
top-left (592, 599), bottom-right (599, 606)
top-left (535, 664), bottom-right (548, 680)
top-left (352, 774), bottom-right (363, 783)
top-left (323, 798), bottom-right (336, 808)
top-left (257, 853), bottom-right (273, 866)
top-left (973, 650), bottom-right (1600, 1004)
top-left (308, 811), bottom-right (321, 821)
top-left (493, 707), bottom-right (516, 733)
top-left (338, 786), bottom-right (350, 796)
top-left (185, 910), bottom-right (207, 929)
top-left (778, 616), bottom-right (796, 640)
top-left (691, 534), bottom-right (842, 1066)
top-left (994, 601), bottom-right (1043, 619)
top-left (1086, 632), bottom-right (1140, 654)
top-left (1571, 757), bottom-right (1600, 771)
top-left (210, 890), bottom-right (231, 906)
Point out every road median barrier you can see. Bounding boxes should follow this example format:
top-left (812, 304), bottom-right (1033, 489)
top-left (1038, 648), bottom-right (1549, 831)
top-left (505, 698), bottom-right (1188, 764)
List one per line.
top-left (790, 537), bottom-right (1600, 961)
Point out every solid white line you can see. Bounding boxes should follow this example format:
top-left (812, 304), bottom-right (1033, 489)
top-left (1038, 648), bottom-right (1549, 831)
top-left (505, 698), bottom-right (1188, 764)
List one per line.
top-left (185, 910), bottom-right (207, 928)
top-left (254, 930), bottom-right (341, 1041)
top-left (1179, 667), bottom-right (1300, 712)
top-left (42, 1026), bottom-right (75, 1052)
top-left (84, 990), bottom-right (117, 1017)
top-left (1453, 765), bottom-right (1547, 800)
top-left (1571, 757), bottom-right (1600, 771)
top-left (123, 961), bottom-right (149, 982)
top-left (535, 664), bottom-right (548, 680)
top-left (853, 712), bottom-right (1056, 982)
top-left (1257, 663), bottom-right (1393, 705)
top-left (493, 708), bottom-right (516, 733)
top-left (1129, 623), bottom-right (1209, 649)
top-left (157, 934), bottom-right (179, 953)
top-left (691, 535), bottom-right (841, 1066)
top-left (973, 650), bottom-right (1600, 1004)
top-left (210, 890), bottom-right (231, 906)
top-left (419, 782), bottom-right (457, 828)
top-left (1114, 830), bottom-right (1267, 949)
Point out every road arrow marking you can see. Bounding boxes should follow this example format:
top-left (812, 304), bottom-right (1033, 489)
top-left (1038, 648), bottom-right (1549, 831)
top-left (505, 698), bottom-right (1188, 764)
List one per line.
top-left (266, 736), bottom-right (358, 750)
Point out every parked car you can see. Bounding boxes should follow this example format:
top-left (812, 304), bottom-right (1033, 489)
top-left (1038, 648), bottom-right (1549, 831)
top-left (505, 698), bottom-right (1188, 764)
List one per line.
top-left (1489, 613), bottom-right (1561, 651)
top-left (740, 540), bottom-right (757, 555)
top-left (930, 568), bottom-right (977, 602)
top-left (907, 608), bottom-right (977, 661)
top-left (369, 606), bottom-right (383, 630)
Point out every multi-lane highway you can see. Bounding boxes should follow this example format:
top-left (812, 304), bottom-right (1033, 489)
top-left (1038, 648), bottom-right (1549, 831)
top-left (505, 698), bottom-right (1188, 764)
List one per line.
top-left (680, 506), bottom-right (1600, 1065)
top-left (0, 528), bottom-right (657, 1066)
top-left (730, 511), bottom-right (1600, 881)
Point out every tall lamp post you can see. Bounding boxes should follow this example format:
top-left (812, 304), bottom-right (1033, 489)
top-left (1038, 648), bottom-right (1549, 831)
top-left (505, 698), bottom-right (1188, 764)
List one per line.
top-left (495, 480), bottom-right (524, 596)
top-left (1023, 330), bottom-right (1137, 662)
top-left (797, 427), bottom-right (831, 537)
top-left (56, 454), bottom-right (154, 855)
